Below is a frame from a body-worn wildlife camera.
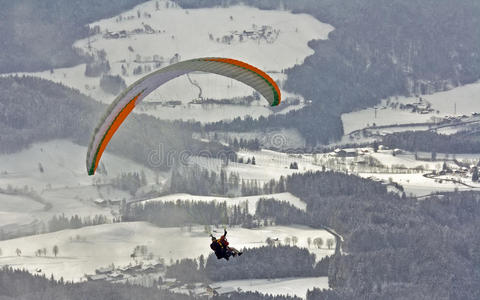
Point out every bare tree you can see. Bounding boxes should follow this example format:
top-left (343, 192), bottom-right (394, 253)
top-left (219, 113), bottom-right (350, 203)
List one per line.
top-left (313, 237), bottom-right (324, 249)
top-left (284, 236), bottom-right (291, 246)
top-left (53, 245), bottom-right (59, 257)
top-left (291, 236), bottom-right (298, 246)
top-left (326, 238), bottom-right (335, 250)
top-left (265, 237), bottom-right (275, 246)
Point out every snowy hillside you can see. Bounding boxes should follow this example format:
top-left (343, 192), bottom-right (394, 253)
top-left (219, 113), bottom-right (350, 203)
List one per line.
top-left (4, 0), bottom-right (334, 123)
top-left (0, 140), bottom-right (162, 226)
top-left (342, 80), bottom-right (480, 135)
top-left (212, 277), bottom-right (329, 299)
top-left (190, 147), bottom-right (480, 196)
top-left (143, 192), bottom-right (306, 214)
top-left (0, 222), bottom-right (334, 282)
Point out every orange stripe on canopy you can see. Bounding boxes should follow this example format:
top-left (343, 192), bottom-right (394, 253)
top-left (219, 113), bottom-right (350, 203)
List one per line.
top-left (93, 92), bottom-right (142, 173)
top-left (204, 58), bottom-right (281, 105)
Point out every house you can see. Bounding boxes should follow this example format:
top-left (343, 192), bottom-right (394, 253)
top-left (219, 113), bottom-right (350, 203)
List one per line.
top-left (95, 265), bottom-right (114, 274)
top-left (94, 198), bottom-right (107, 207)
top-left (86, 274), bottom-right (108, 281)
top-left (393, 149), bottom-right (403, 155)
top-left (109, 272), bottom-right (124, 280)
top-left (333, 148), bottom-right (358, 157)
top-left (118, 30), bottom-right (128, 38)
top-left (108, 199), bottom-right (122, 205)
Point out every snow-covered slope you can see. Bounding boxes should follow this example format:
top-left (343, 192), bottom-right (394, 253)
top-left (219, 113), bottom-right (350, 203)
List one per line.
top-left (4, 0), bottom-right (333, 123)
top-left (143, 192), bottom-right (306, 214)
top-left (191, 147), bottom-right (480, 196)
top-left (342, 80), bottom-right (480, 135)
top-left (190, 149), bottom-right (324, 183)
top-left (212, 277), bottom-right (329, 299)
top-left (0, 222), bottom-right (334, 282)
top-left (0, 140), bottom-right (161, 226)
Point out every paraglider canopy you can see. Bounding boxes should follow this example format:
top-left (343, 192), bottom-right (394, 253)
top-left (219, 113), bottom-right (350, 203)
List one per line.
top-left (86, 57), bottom-right (281, 176)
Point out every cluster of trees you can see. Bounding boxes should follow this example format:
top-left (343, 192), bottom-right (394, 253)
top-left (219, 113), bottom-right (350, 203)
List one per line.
top-left (230, 138), bottom-right (261, 151)
top-left (270, 170), bottom-right (480, 298)
top-left (123, 196), bottom-right (318, 229)
top-left (382, 130), bottom-right (480, 154)
top-left (215, 292), bottom-right (302, 300)
top-left (123, 198), bottom-right (265, 228)
top-left (170, 165), bottom-right (240, 196)
top-left (165, 246), bottom-right (331, 283)
top-left (111, 171), bottom-right (147, 195)
top-left (11, 245), bottom-right (59, 258)
top-left (123, 200), bottom-right (230, 226)
top-left (165, 256), bottom-right (207, 283)
top-left (285, 171), bottom-right (387, 207)
top-left (0, 266), bottom-right (308, 300)
top-left (47, 214), bottom-right (109, 233)
top-left (0, 267), bottom-right (197, 300)
top-left (85, 50), bottom-right (111, 77)
top-left (0, 214), bottom-right (110, 241)
top-left (169, 164), bottom-right (288, 197)
top-left (204, 111), bottom-right (344, 147)
top-left (205, 245), bottom-right (325, 281)
top-left (255, 198), bottom-right (306, 225)
top-left (0, 76), bottom-right (232, 171)
top-left (237, 156), bottom-right (256, 165)
top-left (99, 74), bottom-right (127, 94)
top-left (131, 245), bottom-right (153, 260)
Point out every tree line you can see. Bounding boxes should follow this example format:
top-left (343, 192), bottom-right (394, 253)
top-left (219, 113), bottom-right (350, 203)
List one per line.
top-left (0, 76), bottom-right (233, 172)
top-left (278, 171), bottom-right (480, 298)
top-left (122, 199), bottom-right (258, 228)
top-left (0, 266), bottom-right (307, 300)
top-left (382, 130), bottom-right (480, 154)
top-left (165, 246), bottom-right (331, 283)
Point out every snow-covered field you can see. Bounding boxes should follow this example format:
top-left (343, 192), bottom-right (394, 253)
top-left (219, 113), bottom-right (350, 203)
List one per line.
top-left (143, 192), bottom-right (306, 214)
top-left (0, 140), bottom-right (161, 226)
top-left (4, 0), bottom-right (333, 123)
top-left (0, 194), bottom-right (44, 227)
top-left (196, 128), bottom-right (307, 150)
top-left (341, 108), bottom-right (434, 135)
top-left (358, 172), bottom-right (477, 197)
top-left (190, 147), bottom-right (480, 196)
top-left (341, 80), bottom-right (480, 135)
top-left (0, 222), bottom-right (334, 282)
top-left (190, 149), bottom-right (325, 184)
top-left (212, 277), bottom-right (329, 299)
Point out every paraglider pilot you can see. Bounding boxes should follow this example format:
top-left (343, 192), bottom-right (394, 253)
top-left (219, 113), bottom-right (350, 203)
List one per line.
top-left (210, 229), bottom-right (242, 260)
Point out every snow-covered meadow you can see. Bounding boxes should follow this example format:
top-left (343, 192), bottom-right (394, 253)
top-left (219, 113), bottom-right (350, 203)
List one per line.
top-left (0, 140), bottom-right (161, 226)
top-left (189, 146), bottom-right (480, 196)
top-left (143, 192), bottom-right (306, 214)
top-left (341, 80), bottom-right (480, 135)
top-left (212, 277), bottom-right (329, 299)
top-left (4, 0), bottom-right (334, 123)
top-left (0, 222), bottom-right (334, 282)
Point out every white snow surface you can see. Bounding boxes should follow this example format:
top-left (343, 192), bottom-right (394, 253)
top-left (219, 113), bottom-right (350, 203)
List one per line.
top-left (341, 81), bottom-right (480, 135)
top-left (190, 149), bottom-right (325, 184)
top-left (191, 147), bottom-right (480, 196)
top-left (0, 223), bottom-right (334, 282)
top-left (143, 192), bottom-right (306, 214)
top-left (4, 0), bottom-right (333, 123)
top-left (212, 277), bottom-right (329, 299)
top-left (85, 1), bottom-right (333, 71)
top-left (0, 140), bottom-right (160, 224)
